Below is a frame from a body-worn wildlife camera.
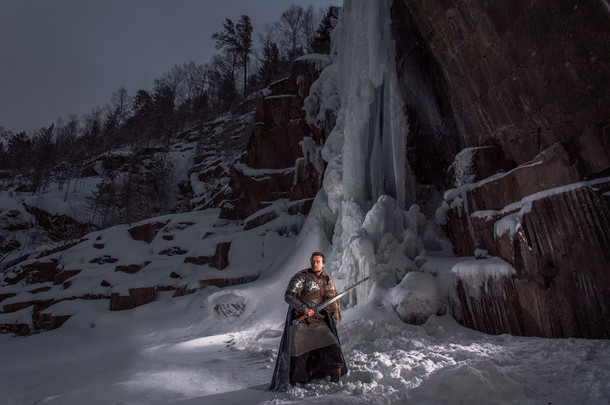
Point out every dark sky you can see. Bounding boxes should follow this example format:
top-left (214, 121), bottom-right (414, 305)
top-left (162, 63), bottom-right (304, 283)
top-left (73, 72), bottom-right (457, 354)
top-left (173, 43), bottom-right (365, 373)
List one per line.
top-left (0, 0), bottom-right (341, 134)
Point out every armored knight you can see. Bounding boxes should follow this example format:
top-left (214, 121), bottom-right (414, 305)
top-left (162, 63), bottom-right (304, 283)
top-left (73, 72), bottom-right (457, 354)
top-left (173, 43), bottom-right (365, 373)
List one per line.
top-left (269, 252), bottom-right (347, 390)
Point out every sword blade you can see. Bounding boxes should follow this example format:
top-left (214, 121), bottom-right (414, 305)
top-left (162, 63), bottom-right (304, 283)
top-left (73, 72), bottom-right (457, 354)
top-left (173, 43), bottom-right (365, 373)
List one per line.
top-left (315, 276), bottom-right (369, 311)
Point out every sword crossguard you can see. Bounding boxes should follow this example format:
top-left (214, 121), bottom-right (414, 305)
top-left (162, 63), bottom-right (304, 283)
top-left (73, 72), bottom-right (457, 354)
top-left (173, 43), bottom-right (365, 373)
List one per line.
top-left (292, 300), bottom-right (324, 325)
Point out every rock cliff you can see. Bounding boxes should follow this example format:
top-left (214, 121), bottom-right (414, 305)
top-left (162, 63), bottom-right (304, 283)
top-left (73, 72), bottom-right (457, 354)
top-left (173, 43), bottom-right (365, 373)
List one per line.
top-left (392, 0), bottom-right (609, 338)
top-left (220, 55), bottom-right (331, 221)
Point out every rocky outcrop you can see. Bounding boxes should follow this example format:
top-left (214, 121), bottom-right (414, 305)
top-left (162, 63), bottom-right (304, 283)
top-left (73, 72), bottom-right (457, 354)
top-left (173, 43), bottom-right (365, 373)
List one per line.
top-left (439, 142), bottom-right (610, 338)
top-left (221, 55), bottom-right (331, 221)
top-left (0, 58), bottom-right (332, 337)
top-left (53, 270), bottom-right (81, 285)
top-left (445, 178), bottom-right (610, 339)
top-left (184, 241), bottom-right (231, 270)
top-left (199, 273), bottom-right (260, 289)
top-left (187, 113), bottom-right (255, 210)
top-left (128, 220), bottom-right (170, 243)
top-left (1, 201), bottom-right (94, 271)
top-left (389, 0), bottom-right (610, 338)
top-left (3, 259), bottom-right (60, 285)
top-left (110, 287), bottom-right (157, 311)
top-left (33, 312), bottom-right (71, 331)
top-left (25, 206), bottom-right (97, 242)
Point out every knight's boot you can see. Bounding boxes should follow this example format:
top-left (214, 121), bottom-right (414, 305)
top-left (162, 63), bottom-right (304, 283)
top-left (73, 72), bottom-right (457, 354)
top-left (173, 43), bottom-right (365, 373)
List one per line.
top-left (330, 368), bottom-right (341, 383)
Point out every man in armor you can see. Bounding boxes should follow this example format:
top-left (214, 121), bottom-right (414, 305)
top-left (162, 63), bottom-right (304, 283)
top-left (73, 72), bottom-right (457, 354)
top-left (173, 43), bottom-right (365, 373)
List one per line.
top-left (269, 252), bottom-right (347, 390)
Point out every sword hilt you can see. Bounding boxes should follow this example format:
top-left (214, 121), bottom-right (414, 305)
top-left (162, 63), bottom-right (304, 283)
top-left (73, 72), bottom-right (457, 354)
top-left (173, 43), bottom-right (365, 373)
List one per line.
top-left (292, 300), bottom-right (324, 325)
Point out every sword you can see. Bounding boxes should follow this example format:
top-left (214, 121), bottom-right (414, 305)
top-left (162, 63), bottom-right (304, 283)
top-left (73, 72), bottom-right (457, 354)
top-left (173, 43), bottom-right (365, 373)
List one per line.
top-left (292, 276), bottom-right (370, 326)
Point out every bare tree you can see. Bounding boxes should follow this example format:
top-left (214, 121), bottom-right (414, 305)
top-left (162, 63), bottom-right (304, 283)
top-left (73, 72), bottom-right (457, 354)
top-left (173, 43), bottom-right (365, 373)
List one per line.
top-left (182, 62), bottom-right (212, 120)
top-left (278, 4), bottom-right (306, 61)
top-left (6, 131), bottom-right (32, 174)
top-left (208, 53), bottom-right (239, 111)
top-left (154, 66), bottom-right (185, 107)
top-left (110, 87), bottom-right (132, 128)
top-left (302, 5), bottom-right (317, 53)
top-left (82, 106), bottom-right (104, 146)
top-left (55, 114), bottom-right (82, 199)
top-left (30, 124), bottom-right (56, 192)
top-left (0, 126), bottom-right (12, 171)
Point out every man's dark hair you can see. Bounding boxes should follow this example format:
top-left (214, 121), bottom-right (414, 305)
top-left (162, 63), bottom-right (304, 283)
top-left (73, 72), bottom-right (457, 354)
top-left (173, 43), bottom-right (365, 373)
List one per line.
top-left (310, 252), bottom-right (326, 264)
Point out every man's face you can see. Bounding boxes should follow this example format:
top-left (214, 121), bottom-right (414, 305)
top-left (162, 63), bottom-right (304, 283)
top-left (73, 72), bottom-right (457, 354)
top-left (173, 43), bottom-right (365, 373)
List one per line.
top-left (311, 255), bottom-right (325, 274)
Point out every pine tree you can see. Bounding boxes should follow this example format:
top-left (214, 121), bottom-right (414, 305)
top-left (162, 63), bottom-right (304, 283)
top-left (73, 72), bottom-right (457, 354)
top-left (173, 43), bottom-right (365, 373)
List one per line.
top-left (212, 15), bottom-right (253, 96)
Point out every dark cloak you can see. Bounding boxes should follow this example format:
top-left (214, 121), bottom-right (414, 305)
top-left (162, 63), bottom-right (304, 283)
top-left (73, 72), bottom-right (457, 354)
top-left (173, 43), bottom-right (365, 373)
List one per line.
top-left (268, 308), bottom-right (348, 391)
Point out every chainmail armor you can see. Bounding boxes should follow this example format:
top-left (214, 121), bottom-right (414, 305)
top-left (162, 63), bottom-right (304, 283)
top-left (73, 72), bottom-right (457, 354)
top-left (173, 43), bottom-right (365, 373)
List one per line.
top-left (285, 269), bottom-right (326, 313)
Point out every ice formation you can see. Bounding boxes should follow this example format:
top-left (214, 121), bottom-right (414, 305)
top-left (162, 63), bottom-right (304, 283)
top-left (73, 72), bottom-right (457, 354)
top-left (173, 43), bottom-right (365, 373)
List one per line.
top-left (303, 0), bottom-right (426, 307)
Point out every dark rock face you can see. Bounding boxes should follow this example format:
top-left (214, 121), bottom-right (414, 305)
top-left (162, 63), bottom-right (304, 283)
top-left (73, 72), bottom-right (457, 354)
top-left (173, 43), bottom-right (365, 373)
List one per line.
top-left (221, 56), bottom-right (330, 221)
top-left (446, 182), bottom-right (610, 338)
top-left (211, 241), bottom-right (231, 270)
top-left (0, 296), bottom-right (74, 335)
top-left (393, 0), bottom-right (610, 338)
top-left (390, 0), bottom-right (461, 187)
top-left (222, 164), bottom-right (295, 220)
top-left (33, 313), bottom-right (71, 331)
top-left (110, 287), bottom-right (157, 311)
top-left (440, 143), bottom-right (610, 338)
top-left (187, 113), bottom-right (254, 211)
top-left (0, 323), bottom-right (32, 336)
top-left (398, 0), bottom-right (609, 166)
top-left (199, 273), bottom-right (260, 289)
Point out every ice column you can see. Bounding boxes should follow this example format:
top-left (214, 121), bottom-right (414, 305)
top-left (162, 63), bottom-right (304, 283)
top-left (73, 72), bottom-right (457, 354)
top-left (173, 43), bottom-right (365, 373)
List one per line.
top-left (308, 0), bottom-right (414, 306)
top-left (333, 0), bottom-right (409, 210)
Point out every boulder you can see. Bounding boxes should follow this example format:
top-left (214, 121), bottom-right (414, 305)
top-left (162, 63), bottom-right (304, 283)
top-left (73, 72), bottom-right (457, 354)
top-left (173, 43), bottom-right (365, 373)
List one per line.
top-left (391, 271), bottom-right (443, 325)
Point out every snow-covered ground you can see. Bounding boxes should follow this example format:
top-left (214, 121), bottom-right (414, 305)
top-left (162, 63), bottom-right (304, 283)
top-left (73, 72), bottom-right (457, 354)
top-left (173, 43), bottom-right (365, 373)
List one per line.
top-left (1, 201), bottom-right (607, 404)
top-left (1, 282), bottom-right (609, 405)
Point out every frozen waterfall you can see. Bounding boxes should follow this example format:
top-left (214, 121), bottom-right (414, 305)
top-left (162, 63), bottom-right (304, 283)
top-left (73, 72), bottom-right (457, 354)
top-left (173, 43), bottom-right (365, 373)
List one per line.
top-left (303, 0), bottom-right (422, 306)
